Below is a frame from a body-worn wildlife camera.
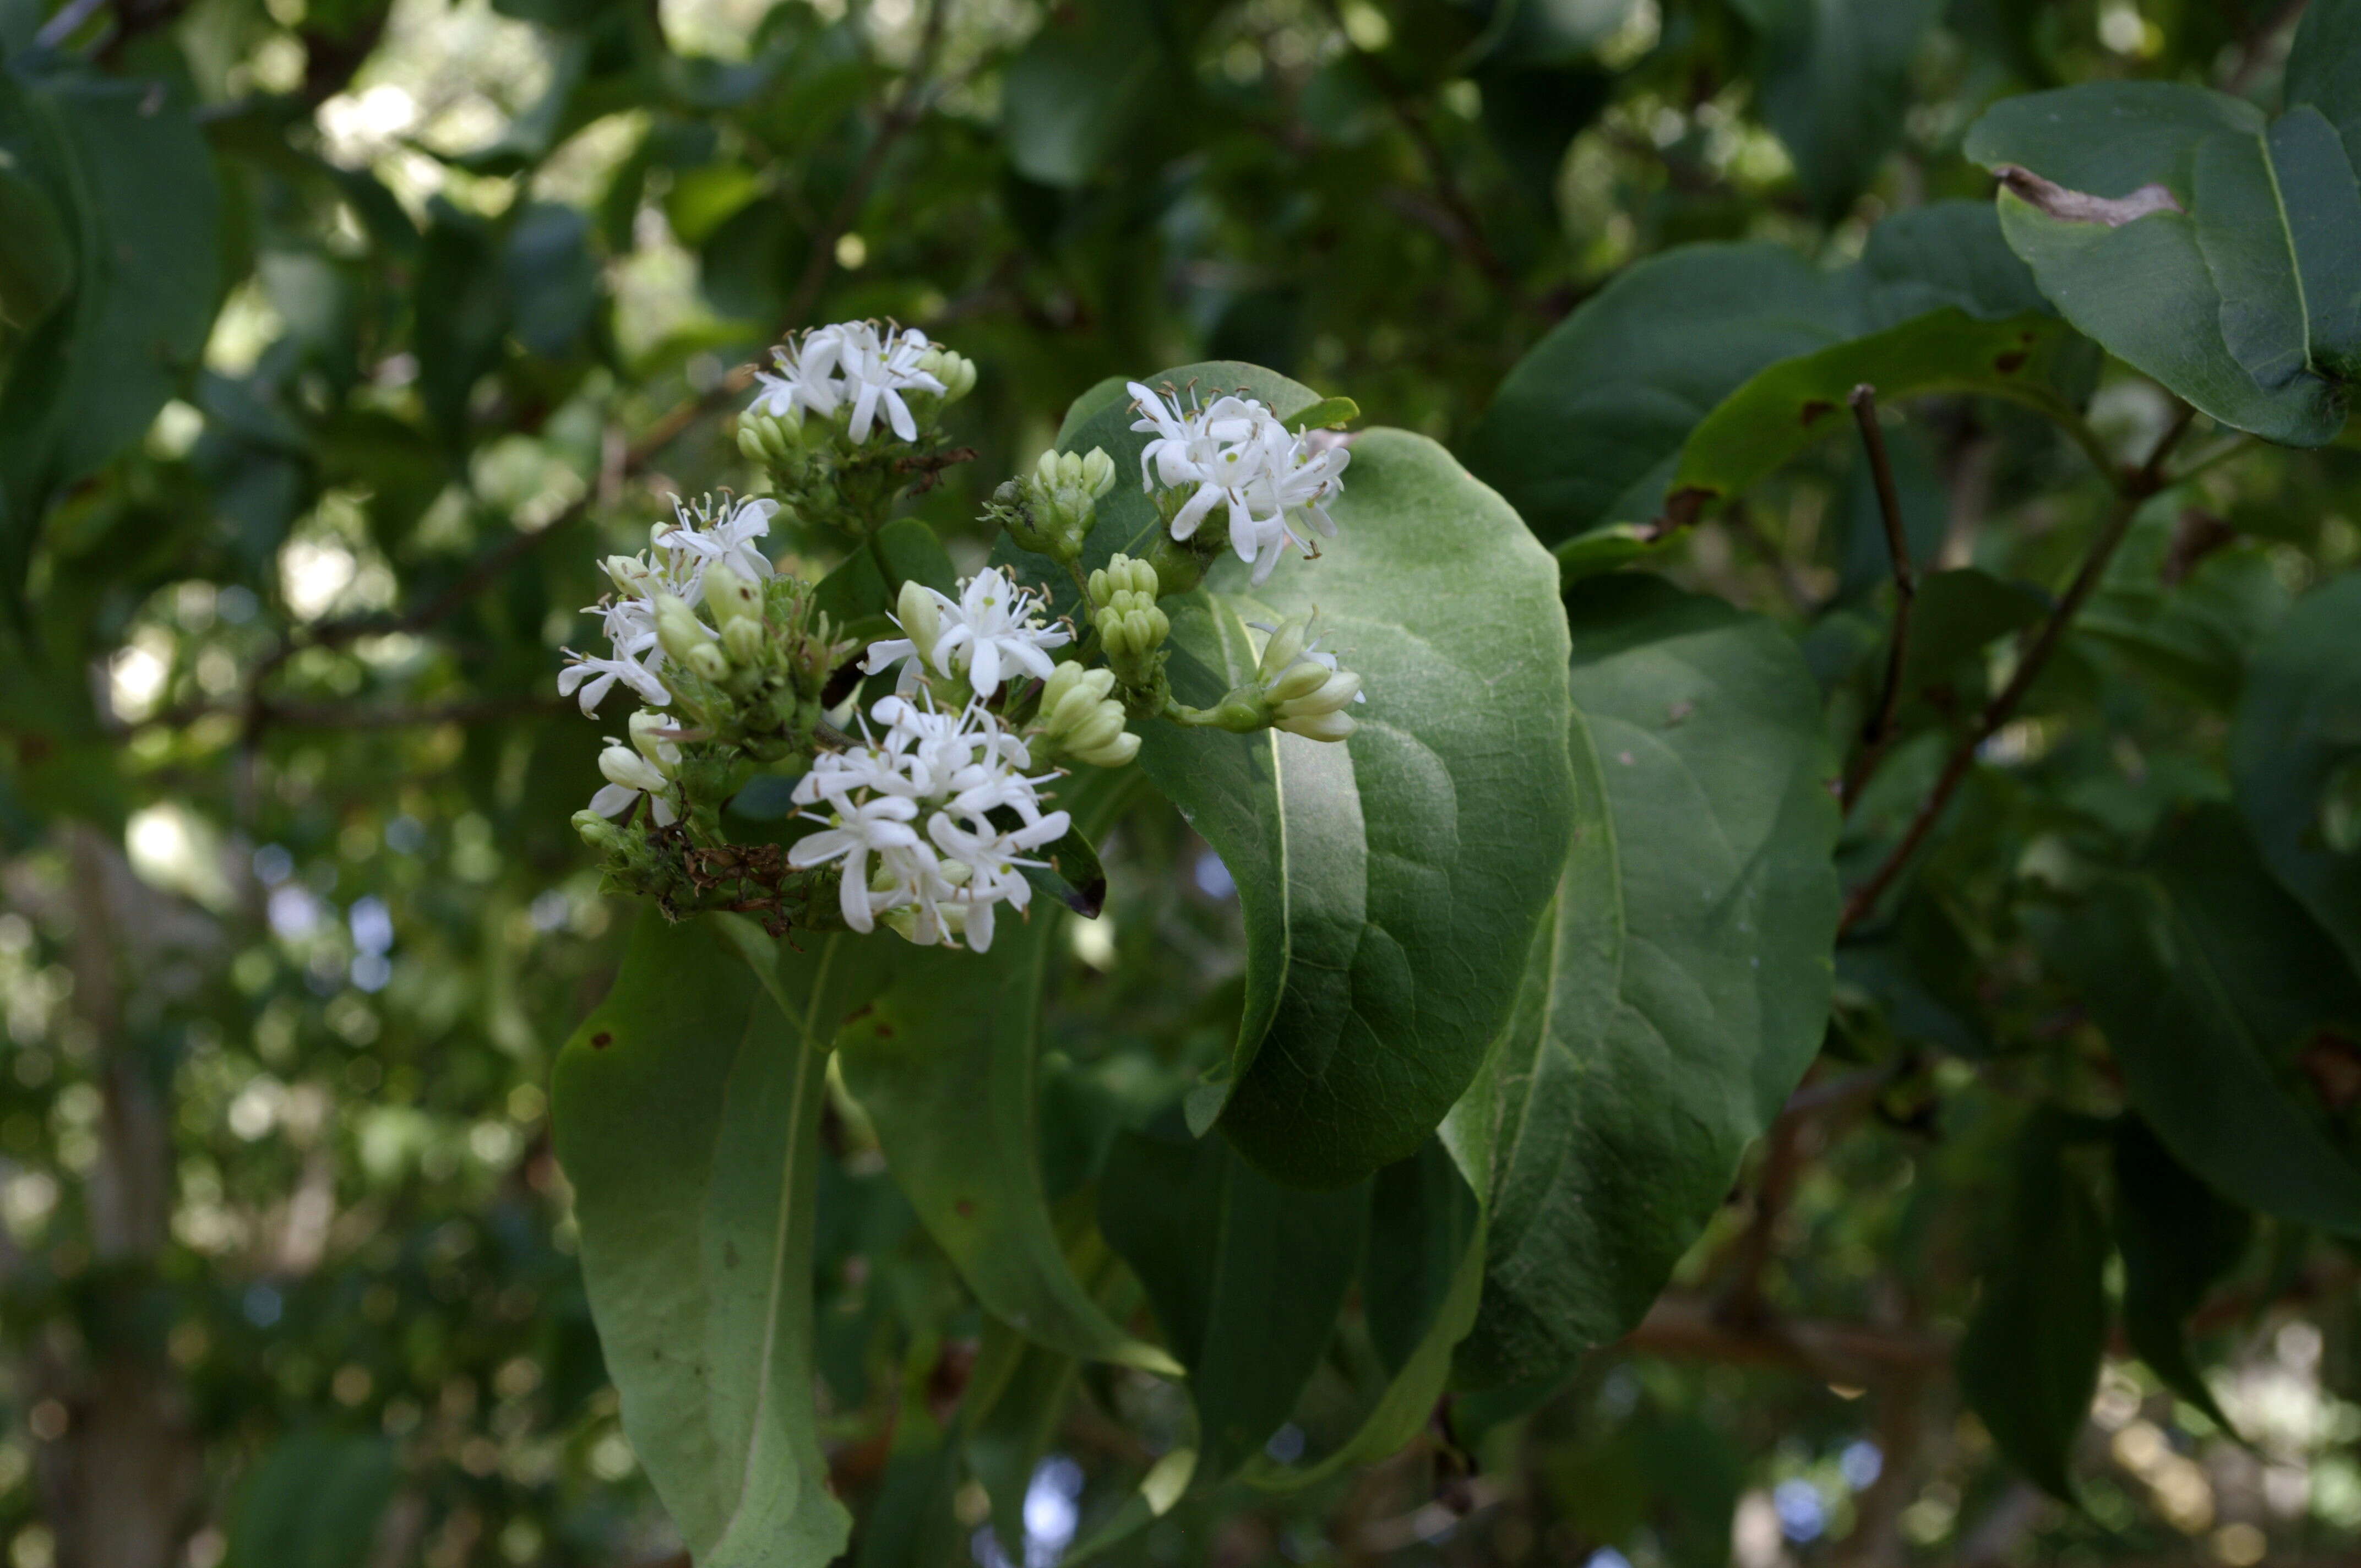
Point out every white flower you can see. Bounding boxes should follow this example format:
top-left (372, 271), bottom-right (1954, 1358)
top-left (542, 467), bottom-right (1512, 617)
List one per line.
top-left (749, 320), bottom-right (946, 444)
top-left (558, 649), bottom-right (670, 715)
top-left (787, 794), bottom-right (923, 932)
top-left (930, 569), bottom-right (1072, 697)
top-left (786, 695), bottom-right (1068, 952)
top-left (1127, 381), bottom-right (1350, 586)
top-left (655, 494), bottom-right (776, 585)
top-left (588, 740), bottom-right (680, 826)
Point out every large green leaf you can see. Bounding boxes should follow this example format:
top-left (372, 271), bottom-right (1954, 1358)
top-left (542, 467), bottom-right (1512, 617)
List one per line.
top-left (0, 64), bottom-right (219, 600)
top-left (1732, 0), bottom-right (1943, 220)
top-left (1027, 362), bottom-right (1574, 1189)
top-left (1963, 62), bottom-right (2361, 444)
top-left (1465, 202), bottom-right (2066, 546)
top-left (2233, 571), bottom-right (2361, 971)
top-left (2042, 807), bottom-right (2361, 1237)
top-left (1453, 574), bottom-right (1840, 1386)
top-left (836, 877), bottom-right (1183, 1375)
top-left (1097, 1125), bottom-right (1369, 1476)
top-left (2111, 1116), bottom-right (2249, 1431)
top-left (552, 912), bottom-right (891, 1567)
top-left (1956, 1113), bottom-right (2107, 1502)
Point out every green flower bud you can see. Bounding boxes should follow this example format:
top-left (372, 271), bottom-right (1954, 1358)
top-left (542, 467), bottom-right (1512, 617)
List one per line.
top-left (653, 592), bottom-right (711, 667)
top-left (895, 579), bottom-right (944, 663)
top-left (722, 616), bottom-right (766, 667)
top-left (1275, 709), bottom-right (1356, 742)
top-left (601, 744), bottom-right (667, 793)
top-left (1080, 447), bottom-right (1117, 499)
top-left (572, 810), bottom-right (624, 850)
top-left (919, 347), bottom-right (977, 405)
top-left (1037, 660), bottom-right (1135, 768)
top-left (1275, 668), bottom-right (1361, 718)
top-left (627, 710), bottom-right (674, 768)
top-left (686, 641), bottom-right (731, 683)
top-left (605, 554), bottom-right (653, 596)
top-left (737, 409), bottom-right (804, 466)
top-left (1256, 618), bottom-right (1310, 682)
top-left (1267, 658), bottom-right (1334, 705)
top-left (1087, 552), bottom-right (1159, 607)
top-left (706, 563), bottom-right (764, 628)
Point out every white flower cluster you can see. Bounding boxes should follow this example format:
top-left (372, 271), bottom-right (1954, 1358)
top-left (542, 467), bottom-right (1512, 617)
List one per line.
top-left (862, 567), bottom-right (1072, 699)
top-left (787, 696), bottom-right (1070, 952)
top-left (752, 320), bottom-right (947, 444)
top-left (1128, 382), bottom-right (1350, 586)
top-left (558, 494), bottom-right (777, 716)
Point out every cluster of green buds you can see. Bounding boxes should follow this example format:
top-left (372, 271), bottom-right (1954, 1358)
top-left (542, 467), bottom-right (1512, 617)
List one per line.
top-left (993, 446), bottom-right (1118, 563)
top-left (1086, 553), bottom-right (1171, 696)
top-left (736, 320), bottom-right (978, 533)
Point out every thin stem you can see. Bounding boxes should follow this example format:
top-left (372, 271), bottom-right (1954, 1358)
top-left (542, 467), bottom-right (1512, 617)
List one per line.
top-left (1837, 401), bottom-right (2196, 933)
top-left (1843, 384), bottom-right (1919, 814)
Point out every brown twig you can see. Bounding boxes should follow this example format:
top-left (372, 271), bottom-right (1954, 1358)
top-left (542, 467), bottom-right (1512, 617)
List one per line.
top-left (125, 694), bottom-right (570, 735)
top-left (1619, 1293), bottom-right (1953, 1383)
top-left (1843, 384), bottom-right (1919, 813)
top-left (1838, 402), bottom-right (2197, 933)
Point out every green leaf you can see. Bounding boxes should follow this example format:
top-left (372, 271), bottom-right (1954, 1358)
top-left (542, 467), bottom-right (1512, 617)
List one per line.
top-left (1283, 394), bottom-right (1359, 433)
top-left (0, 159), bottom-right (68, 327)
top-left (2288, 0), bottom-right (2361, 158)
top-left (1000, 1), bottom-right (1198, 187)
top-left (1964, 80), bottom-right (2361, 444)
top-left (1029, 362), bottom-right (1573, 1189)
top-left (1732, 0), bottom-right (1944, 220)
top-left (1467, 203), bottom-right (2063, 547)
top-left (1453, 575), bottom-right (1840, 1386)
top-left (0, 65), bottom-right (218, 601)
top-left (1097, 1124), bottom-right (1370, 1477)
top-left (962, 1321), bottom-right (1085, 1559)
top-left (223, 1434), bottom-right (395, 1568)
top-left (2233, 571), bottom-right (2361, 971)
top-left (1241, 1136), bottom-right (1486, 1493)
top-left (1896, 568), bottom-right (2051, 698)
top-left (1463, 243), bottom-right (1854, 545)
top-left (2081, 501), bottom-right (2291, 710)
top-left (2111, 1116), bottom-right (2249, 1431)
top-left (837, 908), bottom-right (1183, 1376)
top-left (1956, 1113), bottom-right (2107, 1502)
top-left (1668, 309), bottom-right (2093, 514)
top-left (552, 912), bottom-right (891, 1567)
top-left (811, 516), bottom-right (960, 639)
top-left (2041, 805), bottom-right (2361, 1237)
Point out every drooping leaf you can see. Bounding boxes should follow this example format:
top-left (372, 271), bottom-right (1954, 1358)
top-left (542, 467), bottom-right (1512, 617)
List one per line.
top-left (2041, 805), bottom-right (2361, 1237)
top-left (1097, 1124), bottom-right (1369, 1477)
top-left (552, 912), bottom-right (891, 1567)
top-left (1963, 74), bottom-right (2361, 444)
top-left (1241, 1135), bottom-right (1486, 1493)
top-left (1956, 1112), bottom-right (2107, 1502)
top-left (0, 64), bottom-right (219, 601)
top-left (836, 820), bottom-right (1183, 1375)
top-left (1732, 0), bottom-right (1944, 220)
top-left (2233, 571), bottom-right (2361, 971)
top-left (2111, 1116), bottom-right (2250, 1431)
top-left (1453, 574), bottom-right (1840, 1387)
top-left (1020, 362), bottom-right (1573, 1189)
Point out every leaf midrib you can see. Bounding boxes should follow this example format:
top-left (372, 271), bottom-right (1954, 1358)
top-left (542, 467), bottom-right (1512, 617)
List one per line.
top-left (716, 936), bottom-right (837, 1538)
top-left (2257, 127), bottom-right (2318, 373)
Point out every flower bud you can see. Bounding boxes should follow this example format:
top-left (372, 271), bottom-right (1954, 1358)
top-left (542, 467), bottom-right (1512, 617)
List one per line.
top-left (686, 641), bottom-right (731, 683)
top-left (1267, 658), bottom-right (1334, 705)
top-left (572, 810), bottom-right (624, 850)
top-left (1257, 618), bottom-right (1309, 682)
top-left (1088, 552), bottom-right (1159, 607)
top-left (627, 710), bottom-right (675, 767)
top-left (722, 617), bottom-right (766, 666)
top-left (605, 554), bottom-right (653, 596)
top-left (895, 579), bottom-right (944, 662)
top-left (1037, 660), bottom-right (1135, 767)
top-left (1276, 669), bottom-right (1361, 718)
top-left (600, 745), bottom-right (667, 793)
top-left (737, 409), bottom-right (804, 466)
top-left (653, 592), bottom-right (711, 667)
top-left (1276, 709), bottom-right (1356, 742)
top-left (1080, 447), bottom-right (1117, 499)
top-left (706, 563), bottom-right (764, 628)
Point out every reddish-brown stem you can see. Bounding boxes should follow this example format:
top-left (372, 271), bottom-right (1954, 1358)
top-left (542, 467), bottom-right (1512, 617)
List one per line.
top-left (1843, 384), bottom-right (1918, 813)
